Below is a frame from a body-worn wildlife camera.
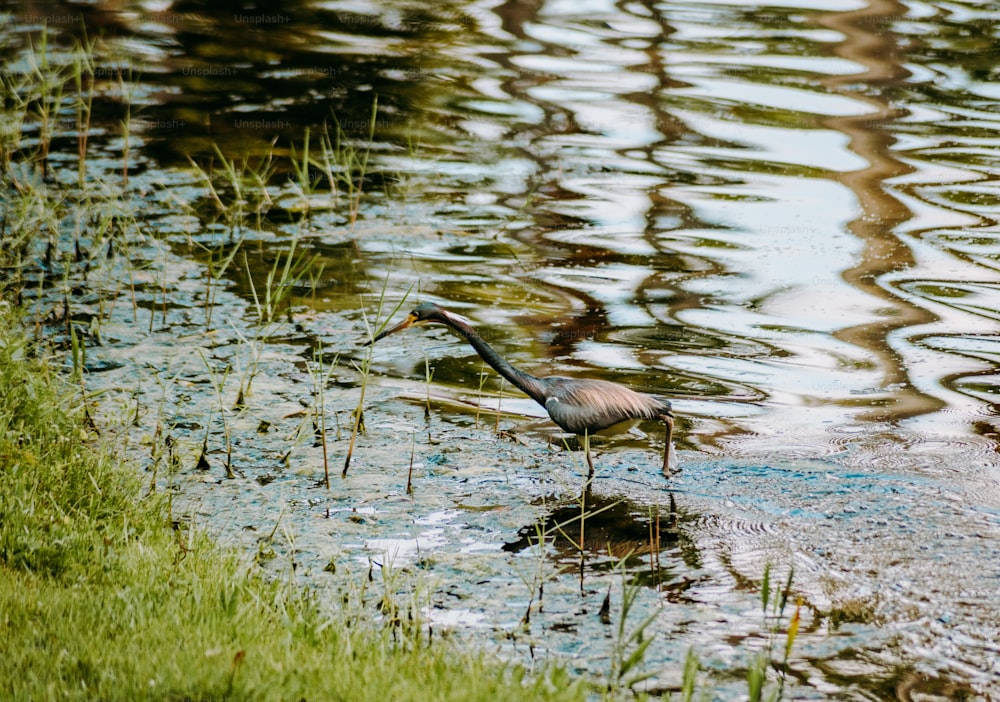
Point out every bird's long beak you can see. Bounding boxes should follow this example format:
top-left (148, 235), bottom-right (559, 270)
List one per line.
top-left (363, 312), bottom-right (417, 346)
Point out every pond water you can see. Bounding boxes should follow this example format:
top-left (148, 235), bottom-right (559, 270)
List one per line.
top-left (3, 0), bottom-right (1000, 698)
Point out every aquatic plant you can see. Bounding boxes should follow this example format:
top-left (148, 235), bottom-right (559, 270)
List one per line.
top-left (369, 548), bottom-right (435, 647)
top-left (229, 324), bottom-right (264, 412)
top-left (198, 234), bottom-right (245, 327)
top-left (423, 356), bottom-right (435, 421)
top-left (406, 431), bottom-right (417, 495)
top-left (68, 324), bottom-right (98, 433)
top-left (69, 32), bottom-right (95, 188)
top-left (24, 30), bottom-right (66, 179)
top-left (473, 361), bottom-right (489, 428)
top-left (188, 143), bottom-right (276, 233)
top-left (288, 126), bottom-right (320, 218)
top-left (243, 231), bottom-right (318, 329)
top-left (307, 347), bottom-right (338, 489)
top-left (115, 64), bottom-right (137, 189)
top-left (516, 520), bottom-right (547, 630)
top-left (319, 97), bottom-right (379, 227)
top-left (605, 559), bottom-right (660, 694)
top-left (143, 361), bottom-right (182, 496)
top-left (646, 502), bottom-right (664, 586)
top-left (747, 564), bottom-right (800, 702)
top-left (343, 281), bottom-right (412, 477)
top-left (197, 348), bottom-right (236, 479)
top-left (494, 377), bottom-right (506, 434)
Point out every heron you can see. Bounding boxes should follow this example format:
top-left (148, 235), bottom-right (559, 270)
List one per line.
top-left (365, 302), bottom-right (676, 478)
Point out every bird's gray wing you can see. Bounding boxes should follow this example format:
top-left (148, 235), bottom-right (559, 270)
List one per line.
top-left (542, 378), bottom-right (669, 434)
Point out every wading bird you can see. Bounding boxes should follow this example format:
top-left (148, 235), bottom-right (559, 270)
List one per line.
top-left (366, 302), bottom-right (676, 478)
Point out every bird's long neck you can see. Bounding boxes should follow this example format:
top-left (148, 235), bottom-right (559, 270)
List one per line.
top-left (441, 313), bottom-right (548, 406)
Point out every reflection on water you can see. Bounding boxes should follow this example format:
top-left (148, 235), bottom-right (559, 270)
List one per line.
top-left (502, 492), bottom-right (693, 588)
top-left (3, 0), bottom-right (1000, 696)
top-left (821, 0), bottom-right (940, 422)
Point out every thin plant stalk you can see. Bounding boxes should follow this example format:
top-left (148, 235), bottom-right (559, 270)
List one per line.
top-left (515, 516), bottom-right (553, 630)
top-left (310, 349), bottom-right (337, 489)
top-left (493, 378), bottom-right (505, 434)
top-left (406, 431), bottom-right (415, 495)
top-left (350, 96), bottom-right (378, 225)
top-left (606, 557), bottom-right (660, 693)
top-left (69, 325), bottom-right (97, 432)
top-left (474, 361), bottom-right (487, 428)
top-left (681, 648), bottom-right (699, 702)
top-left (342, 358), bottom-right (368, 478)
top-left (289, 127), bottom-right (320, 218)
top-left (319, 357), bottom-right (330, 489)
top-left (114, 62), bottom-right (138, 189)
top-left (317, 97), bottom-right (379, 226)
top-left (343, 284), bottom-right (412, 477)
top-left (27, 29), bottom-right (66, 179)
top-left (202, 237), bottom-right (244, 327)
top-left (578, 477), bottom-right (586, 593)
top-left (423, 357), bottom-right (434, 422)
top-left (72, 32), bottom-right (95, 188)
top-left (648, 504), bottom-right (661, 587)
top-left (749, 564), bottom-right (799, 702)
top-left (198, 350), bottom-right (235, 478)
top-left (242, 233), bottom-right (317, 331)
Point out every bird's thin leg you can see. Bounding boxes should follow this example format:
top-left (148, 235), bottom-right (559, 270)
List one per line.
top-left (584, 430), bottom-right (595, 481)
top-left (661, 415), bottom-right (675, 476)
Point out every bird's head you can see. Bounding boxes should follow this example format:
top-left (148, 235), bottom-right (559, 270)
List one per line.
top-left (365, 302), bottom-right (457, 345)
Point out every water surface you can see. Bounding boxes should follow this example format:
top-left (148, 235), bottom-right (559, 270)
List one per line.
top-left (2, 0), bottom-right (999, 697)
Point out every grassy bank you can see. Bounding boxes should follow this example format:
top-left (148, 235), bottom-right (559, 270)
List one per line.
top-left (0, 307), bottom-right (584, 701)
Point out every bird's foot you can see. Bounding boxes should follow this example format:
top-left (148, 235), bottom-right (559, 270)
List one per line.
top-left (662, 443), bottom-right (679, 477)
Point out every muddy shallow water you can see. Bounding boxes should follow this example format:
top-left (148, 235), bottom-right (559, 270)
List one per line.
top-left (4, 0), bottom-right (1000, 698)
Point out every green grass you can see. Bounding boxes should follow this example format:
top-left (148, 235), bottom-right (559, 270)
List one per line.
top-left (0, 309), bottom-right (585, 701)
